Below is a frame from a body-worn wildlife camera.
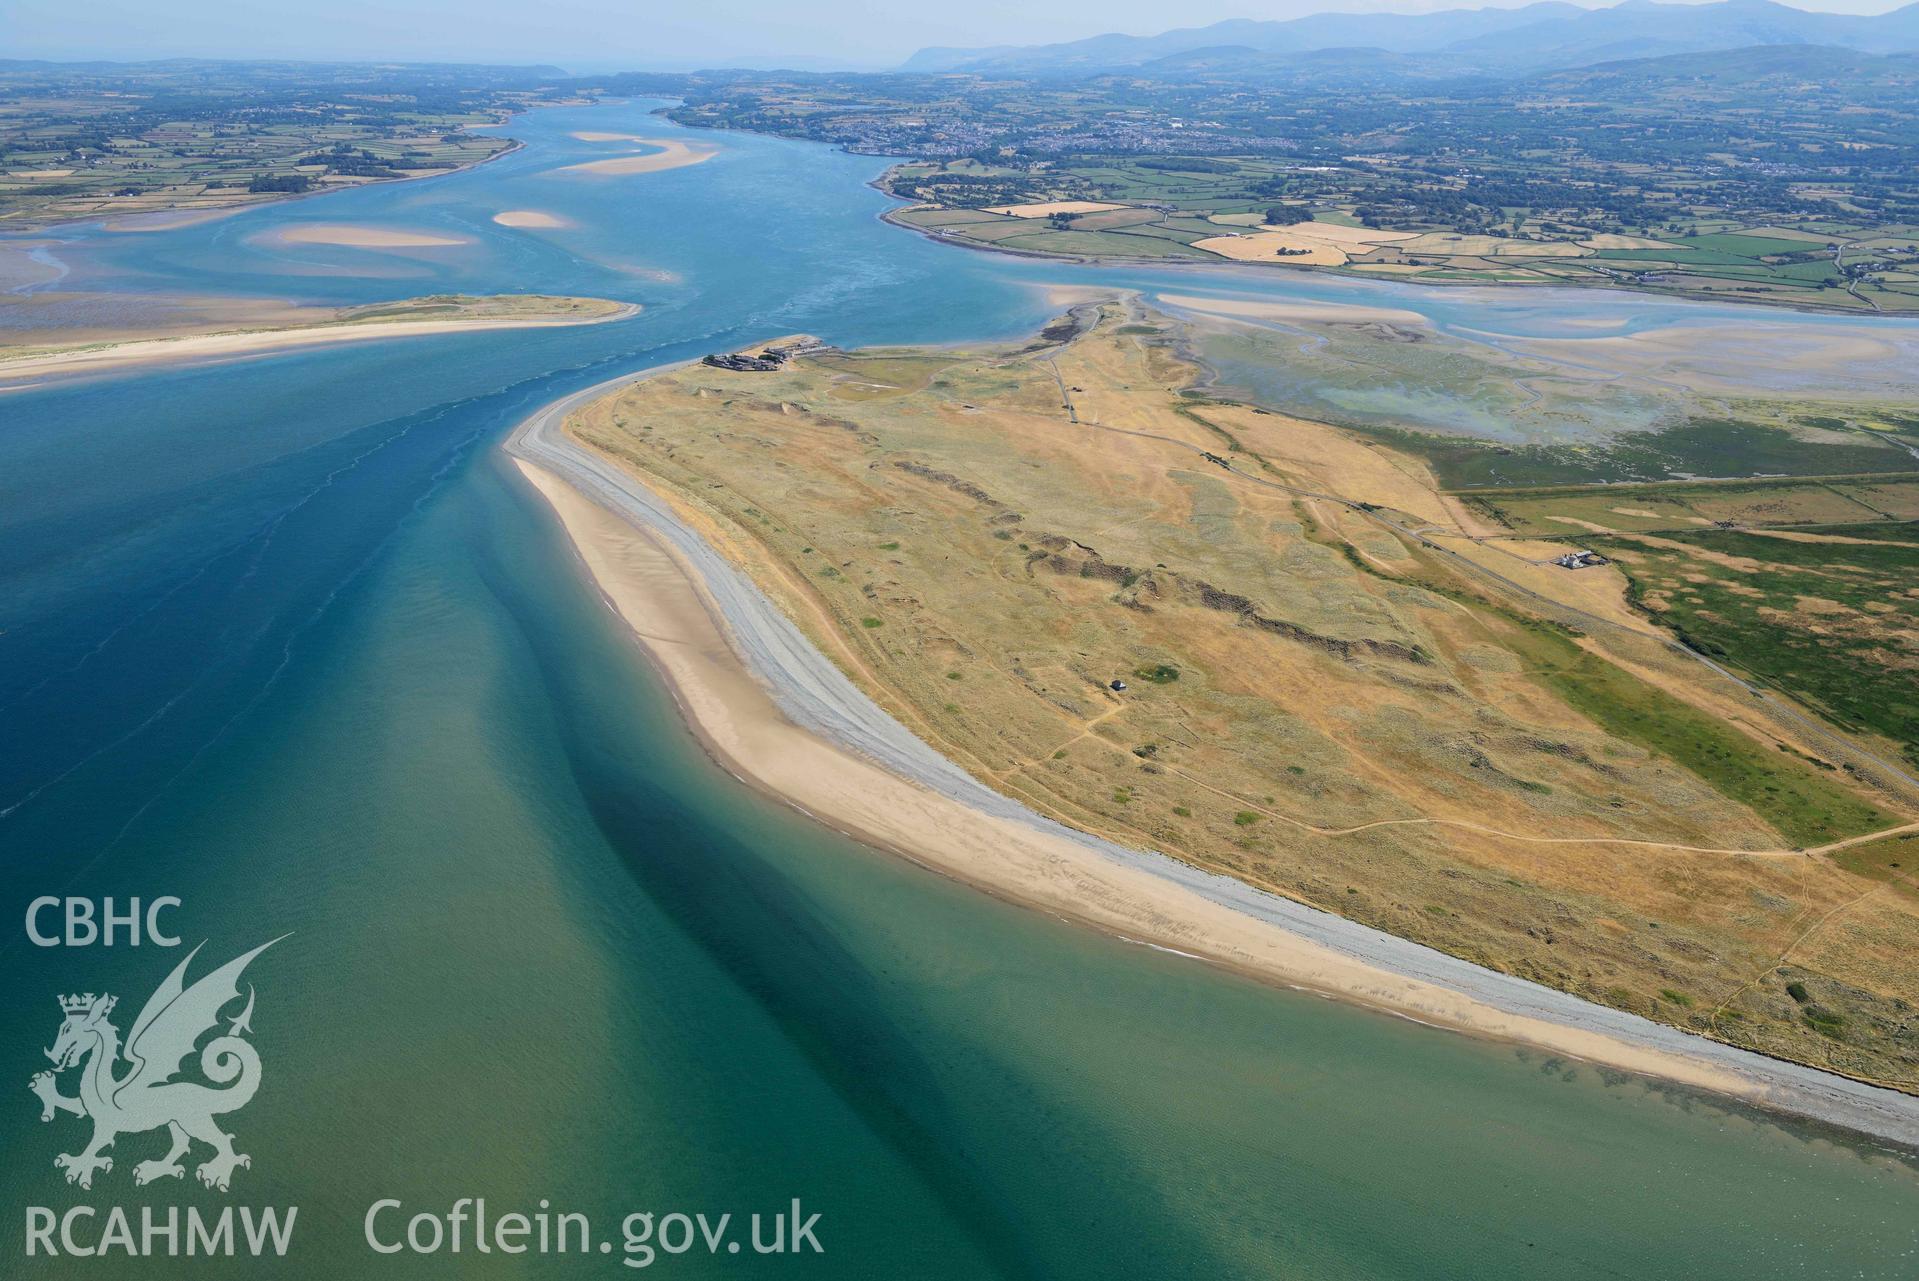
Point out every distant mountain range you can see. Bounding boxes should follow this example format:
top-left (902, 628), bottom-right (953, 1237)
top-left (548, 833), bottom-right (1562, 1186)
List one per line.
top-left (902, 0), bottom-right (1919, 77)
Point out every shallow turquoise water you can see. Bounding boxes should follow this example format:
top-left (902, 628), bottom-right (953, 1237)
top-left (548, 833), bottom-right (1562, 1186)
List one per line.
top-left (1, 101), bottom-right (1916, 1278)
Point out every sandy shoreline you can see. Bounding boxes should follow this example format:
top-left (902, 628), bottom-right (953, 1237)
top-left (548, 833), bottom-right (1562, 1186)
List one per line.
top-left (0, 303), bottom-right (640, 385)
top-left (505, 369), bottom-right (1919, 1148)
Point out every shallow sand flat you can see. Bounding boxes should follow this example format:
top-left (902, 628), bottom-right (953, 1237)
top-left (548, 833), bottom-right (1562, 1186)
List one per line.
top-left (1505, 324), bottom-right (1919, 397)
top-left (100, 206), bottom-right (255, 233)
top-left (0, 242), bottom-right (71, 292)
top-left (1156, 290), bottom-right (1432, 330)
top-left (0, 290), bottom-right (321, 348)
top-left (493, 209), bottom-right (573, 229)
top-left (265, 223), bottom-right (473, 248)
top-left (505, 375), bottom-right (1919, 1145)
top-left (1041, 283), bottom-right (1127, 308)
top-left (556, 139), bottom-right (718, 176)
top-left (985, 200), bottom-right (1125, 218)
top-left (0, 304), bottom-right (636, 384)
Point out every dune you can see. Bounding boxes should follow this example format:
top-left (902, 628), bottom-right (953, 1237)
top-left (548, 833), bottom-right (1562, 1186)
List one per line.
top-left (503, 372), bottom-right (1919, 1148)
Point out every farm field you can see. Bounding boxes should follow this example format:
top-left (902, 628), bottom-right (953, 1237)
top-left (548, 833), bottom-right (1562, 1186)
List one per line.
top-left (888, 155), bottom-right (1919, 312)
top-left (665, 52), bottom-right (1919, 314)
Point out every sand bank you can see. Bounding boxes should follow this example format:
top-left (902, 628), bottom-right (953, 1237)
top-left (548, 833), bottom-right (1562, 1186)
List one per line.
top-left (557, 138), bottom-right (718, 176)
top-left (1503, 324), bottom-right (1919, 398)
top-left (0, 301), bottom-right (637, 385)
top-left (100, 206), bottom-right (253, 233)
top-left (265, 223), bottom-right (473, 248)
top-left (1157, 291), bottom-right (1432, 330)
top-left (493, 210), bottom-right (573, 229)
top-left (505, 372), bottom-right (1919, 1147)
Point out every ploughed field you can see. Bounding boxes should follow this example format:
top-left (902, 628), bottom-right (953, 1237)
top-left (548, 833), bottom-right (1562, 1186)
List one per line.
top-left (568, 300), bottom-right (1919, 1087)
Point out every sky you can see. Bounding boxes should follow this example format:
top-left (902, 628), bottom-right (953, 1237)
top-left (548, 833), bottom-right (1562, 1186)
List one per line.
top-left (3, 0), bottom-right (1911, 71)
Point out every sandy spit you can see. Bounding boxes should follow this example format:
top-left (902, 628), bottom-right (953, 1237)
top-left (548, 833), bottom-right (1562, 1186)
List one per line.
top-left (555, 138), bottom-right (719, 176)
top-left (0, 305), bottom-right (638, 384)
top-left (506, 370), bottom-right (1919, 1148)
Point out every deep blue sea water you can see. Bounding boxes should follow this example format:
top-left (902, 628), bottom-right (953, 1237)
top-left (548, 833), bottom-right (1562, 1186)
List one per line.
top-left (2, 101), bottom-right (1916, 1278)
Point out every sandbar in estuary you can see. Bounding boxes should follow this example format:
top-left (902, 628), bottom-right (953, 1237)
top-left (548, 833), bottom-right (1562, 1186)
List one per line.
top-left (0, 294), bottom-right (638, 385)
top-left (556, 135), bottom-right (719, 175)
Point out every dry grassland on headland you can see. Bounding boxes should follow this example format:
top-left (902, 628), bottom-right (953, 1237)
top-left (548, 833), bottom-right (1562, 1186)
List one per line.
top-left (567, 299), bottom-right (1919, 1088)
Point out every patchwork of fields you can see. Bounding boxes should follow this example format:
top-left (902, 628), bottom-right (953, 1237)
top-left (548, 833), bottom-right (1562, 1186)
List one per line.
top-left (889, 156), bottom-right (1919, 312)
top-left (0, 62), bottom-right (532, 229)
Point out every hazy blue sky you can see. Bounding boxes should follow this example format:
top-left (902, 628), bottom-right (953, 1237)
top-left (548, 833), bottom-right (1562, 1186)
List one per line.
top-left (4, 0), bottom-right (1909, 70)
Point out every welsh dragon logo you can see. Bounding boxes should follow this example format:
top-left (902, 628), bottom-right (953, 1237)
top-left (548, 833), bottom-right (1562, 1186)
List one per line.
top-left (29, 938), bottom-right (281, 1192)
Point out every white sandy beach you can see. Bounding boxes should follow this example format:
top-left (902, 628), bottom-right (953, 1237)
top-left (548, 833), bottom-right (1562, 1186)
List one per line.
top-left (505, 370), bottom-right (1919, 1148)
top-left (0, 304), bottom-right (638, 384)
